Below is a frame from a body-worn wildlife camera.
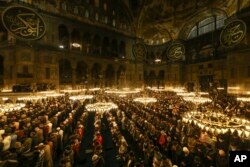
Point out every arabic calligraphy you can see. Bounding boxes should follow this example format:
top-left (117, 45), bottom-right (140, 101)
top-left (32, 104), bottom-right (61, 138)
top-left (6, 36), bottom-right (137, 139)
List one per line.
top-left (2, 6), bottom-right (46, 40)
top-left (168, 43), bottom-right (185, 61)
top-left (132, 43), bottom-right (147, 60)
top-left (220, 20), bottom-right (246, 47)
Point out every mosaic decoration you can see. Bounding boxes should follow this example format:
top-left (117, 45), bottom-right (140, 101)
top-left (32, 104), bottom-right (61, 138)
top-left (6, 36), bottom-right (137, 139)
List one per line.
top-left (2, 6), bottom-right (46, 40)
top-left (167, 42), bottom-right (185, 61)
top-left (220, 19), bottom-right (246, 47)
top-left (132, 43), bottom-right (147, 61)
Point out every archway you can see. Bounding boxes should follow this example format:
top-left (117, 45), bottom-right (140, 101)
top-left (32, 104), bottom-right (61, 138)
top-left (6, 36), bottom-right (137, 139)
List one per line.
top-left (117, 65), bottom-right (126, 88)
top-left (59, 59), bottom-right (72, 84)
top-left (158, 70), bottom-right (165, 88)
top-left (148, 70), bottom-right (156, 87)
top-left (76, 61), bottom-right (88, 85)
top-left (58, 25), bottom-right (70, 49)
top-left (119, 41), bottom-right (126, 58)
top-left (111, 39), bottom-right (118, 57)
top-left (91, 63), bottom-right (102, 87)
top-left (105, 64), bottom-right (115, 87)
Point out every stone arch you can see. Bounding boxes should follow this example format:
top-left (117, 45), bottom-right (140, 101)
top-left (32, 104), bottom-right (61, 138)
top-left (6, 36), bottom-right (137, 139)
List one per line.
top-left (58, 24), bottom-right (70, 49)
top-left (59, 59), bottom-right (72, 84)
top-left (111, 39), bottom-right (118, 57)
top-left (178, 8), bottom-right (227, 39)
top-left (148, 70), bottom-right (156, 87)
top-left (158, 70), bottom-right (165, 88)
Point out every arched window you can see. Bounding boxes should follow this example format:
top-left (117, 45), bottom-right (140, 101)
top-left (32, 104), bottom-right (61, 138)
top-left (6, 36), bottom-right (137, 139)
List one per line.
top-left (188, 15), bottom-right (226, 39)
top-left (104, 16), bottom-right (108, 24)
top-left (85, 10), bottom-right (89, 18)
top-left (104, 3), bottom-right (107, 11)
top-left (188, 26), bottom-right (197, 39)
top-left (119, 41), bottom-right (126, 58)
top-left (198, 17), bottom-right (215, 35)
top-left (74, 7), bottom-right (78, 14)
top-left (112, 19), bottom-right (116, 27)
top-left (95, 13), bottom-right (99, 21)
top-left (216, 15), bottom-right (226, 28)
top-left (62, 3), bottom-right (67, 10)
top-left (58, 25), bottom-right (69, 49)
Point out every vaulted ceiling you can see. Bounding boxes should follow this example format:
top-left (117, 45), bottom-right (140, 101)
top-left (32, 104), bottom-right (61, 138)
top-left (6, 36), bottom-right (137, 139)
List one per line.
top-left (122, 0), bottom-right (250, 45)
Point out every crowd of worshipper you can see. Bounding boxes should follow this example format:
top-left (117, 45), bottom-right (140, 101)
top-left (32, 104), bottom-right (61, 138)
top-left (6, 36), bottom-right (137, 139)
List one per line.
top-left (0, 89), bottom-right (250, 167)
top-left (0, 95), bottom-right (87, 167)
top-left (105, 90), bottom-right (250, 167)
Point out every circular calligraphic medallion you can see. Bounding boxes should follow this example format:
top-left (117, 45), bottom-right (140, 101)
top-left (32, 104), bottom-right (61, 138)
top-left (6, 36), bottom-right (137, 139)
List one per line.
top-left (220, 19), bottom-right (246, 47)
top-left (132, 43), bottom-right (147, 61)
top-left (2, 6), bottom-right (46, 40)
top-left (167, 42), bottom-right (185, 61)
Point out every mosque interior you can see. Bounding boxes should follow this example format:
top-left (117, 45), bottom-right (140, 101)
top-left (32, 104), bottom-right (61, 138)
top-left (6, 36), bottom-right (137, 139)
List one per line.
top-left (0, 0), bottom-right (250, 167)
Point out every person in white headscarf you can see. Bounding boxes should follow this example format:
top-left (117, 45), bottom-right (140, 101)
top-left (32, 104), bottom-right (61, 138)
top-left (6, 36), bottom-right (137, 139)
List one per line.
top-left (2, 133), bottom-right (11, 151)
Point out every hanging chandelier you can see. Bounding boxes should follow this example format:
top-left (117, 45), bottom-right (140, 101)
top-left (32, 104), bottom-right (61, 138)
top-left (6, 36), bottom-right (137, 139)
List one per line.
top-left (183, 96), bottom-right (212, 103)
top-left (17, 96), bottom-right (46, 101)
top-left (237, 97), bottom-right (250, 102)
top-left (69, 95), bottom-right (93, 101)
top-left (0, 103), bottom-right (26, 113)
top-left (177, 92), bottom-right (195, 97)
top-left (105, 89), bottom-right (140, 94)
top-left (133, 97), bottom-right (157, 104)
top-left (182, 111), bottom-right (250, 138)
top-left (85, 102), bottom-right (118, 112)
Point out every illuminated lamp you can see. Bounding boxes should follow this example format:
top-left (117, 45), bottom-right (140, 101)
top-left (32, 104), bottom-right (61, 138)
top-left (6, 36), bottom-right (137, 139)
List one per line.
top-left (72, 43), bottom-right (81, 47)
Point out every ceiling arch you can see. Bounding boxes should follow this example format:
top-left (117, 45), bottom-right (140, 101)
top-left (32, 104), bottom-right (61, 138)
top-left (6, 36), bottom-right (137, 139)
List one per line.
top-left (122, 0), bottom-right (250, 45)
top-left (178, 8), bottom-right (228, 40)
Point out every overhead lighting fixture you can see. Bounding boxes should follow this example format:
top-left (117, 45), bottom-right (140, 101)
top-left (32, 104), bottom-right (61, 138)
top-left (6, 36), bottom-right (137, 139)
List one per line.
top-left (59, 45), bottom-right (64, 49)
top-left (182, 111), bottom-right (250, 138)
top-left (72, 43), bottom-right (81, 48)
top-left (228, 86), bottom-right (240, 90)
top-left (85, 102), bottom-right (118, 112)
top-left (133, 97), bottom-right (157, 104)
top-left (155, 58), bottom-right (161, 63)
